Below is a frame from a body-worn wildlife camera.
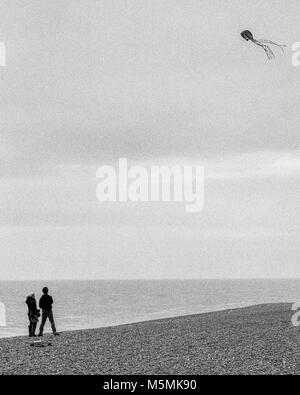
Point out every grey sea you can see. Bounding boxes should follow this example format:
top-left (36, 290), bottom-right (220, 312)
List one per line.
top-left (0, 279), bottom-right (300, 338)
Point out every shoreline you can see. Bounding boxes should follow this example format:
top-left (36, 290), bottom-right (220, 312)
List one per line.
top-left (0, 301), bottom-right (285, 340)
top-left (1, 303), bottom-right (299, 375)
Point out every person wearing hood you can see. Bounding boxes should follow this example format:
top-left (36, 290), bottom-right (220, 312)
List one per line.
top-left (25, 294), bottom-right (40, 337)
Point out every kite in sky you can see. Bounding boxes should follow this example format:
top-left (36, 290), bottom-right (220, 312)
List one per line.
top-left (241, 30), bottom-right (286, 60)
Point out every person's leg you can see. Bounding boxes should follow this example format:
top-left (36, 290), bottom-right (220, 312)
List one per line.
top-left (32, 322), bottom-right (37, 336)
top-left (48, 310), bottom-right (57, 334)
top-left (28, 314), bottom-right (34, 336)
top-left (39, 311), bottom-right (48, 335)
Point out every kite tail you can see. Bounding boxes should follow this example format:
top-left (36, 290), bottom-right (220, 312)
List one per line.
top-left (258, 39), bottom-right (287, 52)
top-left (251, 39), bottom-right (275, 60)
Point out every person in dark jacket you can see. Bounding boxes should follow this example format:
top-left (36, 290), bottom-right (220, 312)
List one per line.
top-left (38, 287), bottom-right (59, 336)
top-left (25, 293), bottom-right (40, 337)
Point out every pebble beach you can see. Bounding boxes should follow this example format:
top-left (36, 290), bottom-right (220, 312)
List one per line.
top-left (0, 303), bottom-right (299, 375)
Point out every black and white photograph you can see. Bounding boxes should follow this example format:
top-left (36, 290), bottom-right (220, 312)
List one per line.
top-left (0, 0), bottom-right (300, 381)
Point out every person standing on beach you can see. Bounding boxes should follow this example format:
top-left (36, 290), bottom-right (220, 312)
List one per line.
top-left (25, 293), bottom-right (40, 337)
top-left (38, 287), bottom-right (59, 336)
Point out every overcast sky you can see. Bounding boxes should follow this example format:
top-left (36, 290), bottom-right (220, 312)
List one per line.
top-left (0, 0), bottom-right (299, 280)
